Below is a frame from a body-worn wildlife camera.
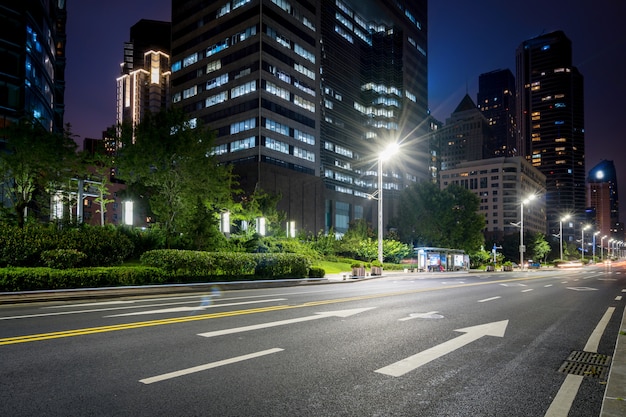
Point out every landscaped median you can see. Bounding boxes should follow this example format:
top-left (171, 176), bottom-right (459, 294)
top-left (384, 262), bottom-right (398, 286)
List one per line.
top-left (0, 250), bottom-right (324, 292)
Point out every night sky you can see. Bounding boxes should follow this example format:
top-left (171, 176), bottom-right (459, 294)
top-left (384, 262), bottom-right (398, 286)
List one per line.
top-left (65, 0), bottom-right (626, 220)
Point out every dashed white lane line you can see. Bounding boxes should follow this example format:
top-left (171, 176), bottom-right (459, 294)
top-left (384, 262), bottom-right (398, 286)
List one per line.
top-left (139, 348), bottom-right (284, 384)
top-left (478, 296), bottom-right (501, 303)
top-left (521, 289), bottom-right (534, 293)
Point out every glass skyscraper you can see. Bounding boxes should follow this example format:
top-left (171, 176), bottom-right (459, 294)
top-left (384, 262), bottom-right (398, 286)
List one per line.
top-left (0, 0), bottom-right (67, 133)
top-left (170, 0), bottom-right (429, 236)
top-left (516, 31), bottom-right (585, 239)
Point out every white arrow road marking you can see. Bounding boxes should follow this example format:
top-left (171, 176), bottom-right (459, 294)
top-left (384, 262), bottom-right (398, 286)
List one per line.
top-left (375, 320), bottom-right (509, 377)
top-left (198, 307), bottom-right (376, 338)
top-left (139, 348), bottom-right (284, 384)
top-left (399, 311), bottom-right (443, 321)
top-left (566, 287), bottom-right (598, 291)
top-left (105, 299), bottom-right (287, 317)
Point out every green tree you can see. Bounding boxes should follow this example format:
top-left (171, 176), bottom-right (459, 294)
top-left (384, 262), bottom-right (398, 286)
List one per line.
top-left (78, 148), bottom-right (116, 226)
top-left (0, 118), bottom-right (78, 227)
top-left (529, 232), bottom-right (551, 262)
top-left (115, 108), bottom-right (236, 246)
top-left (392, 182), bottom-right (485, 252)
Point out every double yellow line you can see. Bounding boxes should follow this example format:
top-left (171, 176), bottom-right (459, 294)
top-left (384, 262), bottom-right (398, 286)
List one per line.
top-left (0, 275), bottom-right (552, 346)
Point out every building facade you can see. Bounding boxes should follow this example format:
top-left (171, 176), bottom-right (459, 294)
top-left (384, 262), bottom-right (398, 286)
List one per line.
top-left (587, 159), bottom-right (620, 239)
top-left (116, 19), bottom-right (172, 135)
top-left (170, 0), bottom-right (429, 236)
top-left (0, 0), bottom-right (67, 132)
top-left (516, 31), bottom-right (585, 238)
top-left (436, 94), bottom-right (494, 172)
top-left (440, 156), bottom-right (546, 243)
top-left (477, 69), bottom-right (516, 158)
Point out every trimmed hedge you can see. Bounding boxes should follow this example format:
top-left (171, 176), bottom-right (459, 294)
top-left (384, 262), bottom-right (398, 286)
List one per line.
top-left (0, 267), bottom-right (167, 292)
top-left (140, 249), bottom-right (313, 280)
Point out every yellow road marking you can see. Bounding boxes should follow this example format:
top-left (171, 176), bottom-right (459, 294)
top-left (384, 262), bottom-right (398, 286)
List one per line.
top-left (0, 275), bottom-right (551, 345)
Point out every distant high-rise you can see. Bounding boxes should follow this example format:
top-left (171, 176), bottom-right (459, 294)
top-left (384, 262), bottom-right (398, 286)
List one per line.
top-left (437, 94), bottom-right (493, 171)
top-left (516, 31), bottom-right (585, 238)
top-left (116, 20), bottom-right (171, 133)
top-left (170, 0), bottom-right (429, 235)
top-left (587, 160), bottom-right (619, 239)
top-left (0, 0), bottom-right (67, 132)
top-left (477, 69), bottom-right (516, 158)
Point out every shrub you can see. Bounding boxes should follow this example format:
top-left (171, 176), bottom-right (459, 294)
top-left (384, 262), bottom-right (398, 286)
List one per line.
top-left (140, 250), bottom-right (311, 279)
top-left (0, 224), bottom-right (135, 267)
top-left (57, 225), bottom-right (134, 266)
top-left (0, 225), bottom-right (57, 266)
top-left (308, 267), bottom-right (325, 278)
top-left (41, 249), bottom-right (87, 269)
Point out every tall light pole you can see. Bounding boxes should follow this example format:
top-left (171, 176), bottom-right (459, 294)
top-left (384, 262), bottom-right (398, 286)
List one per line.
top-left (559, 215), bottom-right (570, 260)
top-left (601, 235), bottom-right (607, 261)
top-left (377, 143), bottom-right (399, 264)
top-left (581, 225), bottom-right (590, 260)
top-left (520, 195), bottom-right (536, 270)
top-left (593, 231), bottom-right (599, 262)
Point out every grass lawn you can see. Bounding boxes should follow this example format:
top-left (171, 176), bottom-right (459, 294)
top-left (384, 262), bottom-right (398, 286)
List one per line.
top-left (312, 259), bottom-right (353, 274)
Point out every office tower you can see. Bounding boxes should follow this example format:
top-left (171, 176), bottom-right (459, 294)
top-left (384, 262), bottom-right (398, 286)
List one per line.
top-left (116, 20), bottom-right (172, 133)
top-left (440, 156), bottom-right (546, 243)
top-left (516, 31), bottom-right (585, 238)
top-left (437, 94), bottom-right (494, 171)
top-left (0, 0), bottom-right (67, 132)
top-left (477, 69), bottom-right (516, 158)
top-left (170, 0), bottom-right (429, 235)
top-left (587, 159), bottom-right (619, 239)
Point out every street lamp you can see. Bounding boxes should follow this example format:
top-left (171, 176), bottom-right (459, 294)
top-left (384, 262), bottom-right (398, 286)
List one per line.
top-left (580, 225), bottom-right (588, 260)
top-left (559, 215), bottom-right (570, 260)
top-left (601, 235), bottom-right (607, 261)
top-left (592, 231), bottom-right (599, 262)
top-left (123, 201), bottom-right (134, 226)
top-left (519, 194), bottom-right (536, 270)
top-left (377, 142), bottom-right (400, 264)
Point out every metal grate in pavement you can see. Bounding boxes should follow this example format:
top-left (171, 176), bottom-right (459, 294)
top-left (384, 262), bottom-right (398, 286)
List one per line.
top-left (558, 350), bottom-right (612, 380)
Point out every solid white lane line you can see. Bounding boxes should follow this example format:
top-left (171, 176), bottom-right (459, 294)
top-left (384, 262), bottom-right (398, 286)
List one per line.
top-left (139, 348), bottom-right (284, 384)
top-left (478, 296), bottom-right (501, 303)
top-left (105, 299), bottom-right (288, 317)
top-left (544, 374), bottom-right (584, 417)
top-left (584, 307), bottom-right (615, 353)
top-left (0, 298), bottom-right (286, 321)
top-left (544, 307), bottom-right (615, 416)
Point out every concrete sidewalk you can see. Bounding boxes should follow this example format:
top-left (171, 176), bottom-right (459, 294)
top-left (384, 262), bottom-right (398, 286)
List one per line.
top-left (601, 306), bottom-right (626, 416)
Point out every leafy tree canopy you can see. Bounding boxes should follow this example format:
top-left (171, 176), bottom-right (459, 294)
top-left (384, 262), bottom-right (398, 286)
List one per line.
top-left (115, 108), bottom-right (237, 246)
top-left (392, 182), bottom-right (485, 252)
top-left (0, 117), bottom-right (78, 227)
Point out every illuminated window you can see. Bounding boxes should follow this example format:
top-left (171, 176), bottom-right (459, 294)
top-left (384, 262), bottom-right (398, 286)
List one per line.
top-left (265, 137), bottom-right (289, 154)
top-left (230, 118), bottom-right (256, 134)
top-left (231, 136), bottom-right (255, 151)
top-left (231, 80), bottom-right (256, 98)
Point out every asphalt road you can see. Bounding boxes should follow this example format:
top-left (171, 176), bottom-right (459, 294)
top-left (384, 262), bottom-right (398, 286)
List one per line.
top-left (1, 264), bottom-right (624, 416)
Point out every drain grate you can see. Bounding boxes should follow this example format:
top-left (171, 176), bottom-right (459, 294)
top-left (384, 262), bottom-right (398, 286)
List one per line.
top-left (558, 350), bottom-right (612, 380)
